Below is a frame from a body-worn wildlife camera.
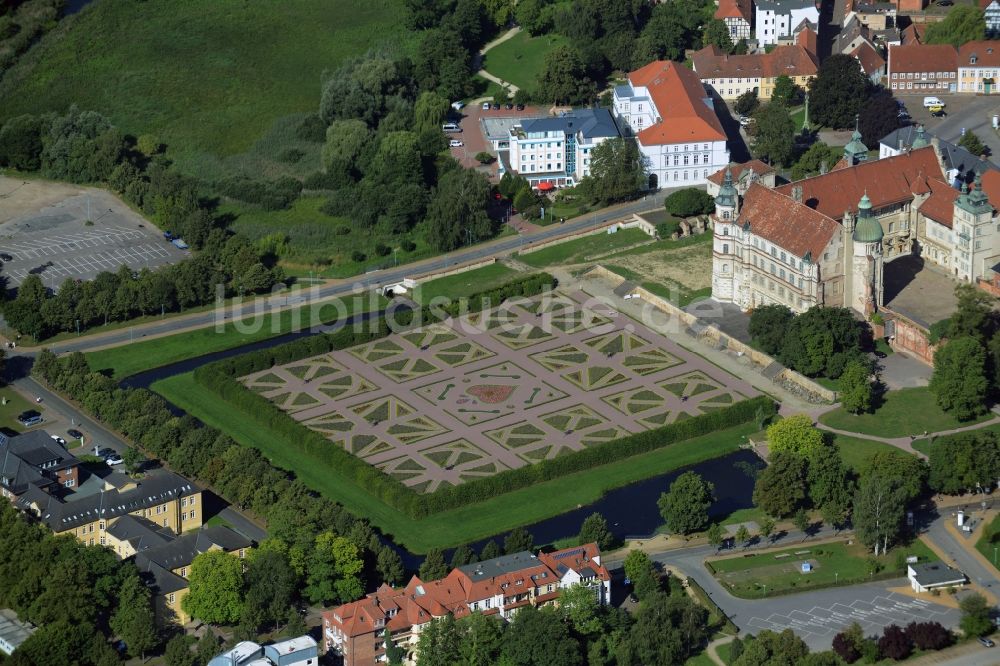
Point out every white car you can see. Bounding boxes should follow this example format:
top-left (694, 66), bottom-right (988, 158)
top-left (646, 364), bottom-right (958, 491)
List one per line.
top-left (739, 116), bottom-right (751, 127)
top-left (105, 453), bottom-right (124, 466)
top-left (449, 139), bottom-right (464, 147)
top-left (50, 435), bottom-right (66, 446)
top-left (482, 101), bottom-right (490, 111)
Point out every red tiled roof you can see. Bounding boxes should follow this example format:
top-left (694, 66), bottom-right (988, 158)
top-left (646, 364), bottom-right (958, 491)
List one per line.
top-left (797, 26), bottom-right (819, 56)
top-left (917, 178), bottom-right (959, 228)
top-left (707, 160), bottom-right (775, 186)
top-left (888, 44), bottom-right (957, 74)
top-left (901, 24), bottom-right (926, 45)
top-left (627, 61), bottom-right (726, 145)
top-left (691, 44), bottom-right (818, 81)
top-left (959, 40), bottom-right (1000, 68)
top-left (852, 42), bottom-right (885, 76)
top-left (738, 183), bottom-right (841, 260)
top-left (775, 147), bottom-right (945, 221)
top-left (981, 170), bottom-right (1000, 209)
top-left (715, 0), bottom-right (752, 21)
top-left (322, 543), bottom-right (610, 640)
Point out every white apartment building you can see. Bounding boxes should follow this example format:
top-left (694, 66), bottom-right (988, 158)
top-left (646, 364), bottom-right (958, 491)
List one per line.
top-left (755, 0), bottom-right (819, 45)
top-left (612, 60), bottom-right (729, 188)
top-left (502, 108), bottom-right (621, 187)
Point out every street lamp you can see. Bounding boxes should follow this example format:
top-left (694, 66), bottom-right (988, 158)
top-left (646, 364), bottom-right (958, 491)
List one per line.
top-left (835, 572), bottom-right (839, 585)
top-left (994, 547), bottom-right (997, 566)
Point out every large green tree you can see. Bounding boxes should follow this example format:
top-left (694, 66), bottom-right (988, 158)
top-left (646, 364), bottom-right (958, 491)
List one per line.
top-left (930, 336), bottom-right (989, 421)
top-left (579, 137), bottom-right (646, 204)
top-left (578, 512), bottom-right (615, 550)
top-left (959, 130), bottom-right (987, 157)
top-left (658, 471), bottom-right (715, 534)
top-left (853, 475), bottom-right (906, 556)
top-left (929, 431), bottom-right (1000, 494)
top-left (859, 91), bottom-right (901, 147)
top-left (959, 592), bottom-right (994, 636)
top-left (790, 142), bottom-right (842, 180)
top-left (924, 5), bottom-right (986, 46)
top-left (182, 550), bottom-right (244, 625)
top-left (304, 532), bottom-right (364, 605)
top-left (457, 612), bottom-right (504, 665)
top-left (536, 45), bottom-right (595, 105)
top-left (243, 547), bottom-right (298, 632)
top-left (771, 74), bottom-right (800, 106)
top-left (839, 359), bottom-right (874, 414)
top-left (751, 102), bottom-right (795, 166)
top-left (748, 304), bottom-right (794, 355)
top-left (703, 19), bottom-right (734, 52)
top-left (753, 451), bottom-right (807, 517)
top-left (616, 591), bottom-right (708, 665)
top-left (808, 54), bottom-right (870, 130)
top-left (766, 414), bottom-right (825, 457)
top-left (417, 615), bottom-right (462, 666)
top-left (733, 629), bottom-right (810, 666)
top-left (425, 168), bottom-right (494, 251)
top-left (501, 605), bottom-right (580, 666)
top-left (110, 570), bottom-right (158, 659)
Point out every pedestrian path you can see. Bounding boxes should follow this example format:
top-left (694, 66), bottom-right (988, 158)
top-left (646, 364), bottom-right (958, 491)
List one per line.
top-left (475, 26), bottom-right (522, 96)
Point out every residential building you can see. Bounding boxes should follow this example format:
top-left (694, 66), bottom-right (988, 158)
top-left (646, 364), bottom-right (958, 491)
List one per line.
top-left (715, 0), bottom-right (754, 41)
top-left (501, 108), bottom-right (621, 187)
top-left (900, 23), bottom-right (926, 45)
top-left (887, 44), bottom-right (958, 92)
top-left (878, 125), bottom-right (998, 183)
top-left (130, 523), bottom-right (253, 624)
top-left (833, 14), bottom-right (875, 55)
top-left (691, 41), bottom-right (818, 100)
top-left (0, 430), bottom-right (80, 500)
top-left (711, 144), bottom-right (1000, 315)
top-left (207, 636), bottom-right (318, 666)
top-left (612, 60), bottom-right (729, 187)
top-left (846, 0), bottom-right (896, 31)
top-left (323, 543), bottom-right (611, 666)
top-left (755, 0), bottom-right (819, 45)
top-left (958, 41), bottom-right (1000, 94)
top-left (0, 609), bottom-right (35, 656)
top-left (907, 563), bottom-right (967, 593)
top-left (706, 160), bottom-right (777, 197)
top-left (984, 0), bottom-right (1000, 37)
top-left (853, 42), bottom-right (887, 83)
top-left (896, 0), bottom-right (926, 11)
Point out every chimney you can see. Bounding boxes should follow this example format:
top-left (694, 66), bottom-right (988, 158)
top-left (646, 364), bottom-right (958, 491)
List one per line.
top-left (820, 160), bottom-right (828, 175)
top-left (792, 185), bottom-right (803, 203)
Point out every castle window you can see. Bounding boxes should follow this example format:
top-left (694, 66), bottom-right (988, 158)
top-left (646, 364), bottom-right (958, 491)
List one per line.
top-left (723, 243), bottom-right (730, 254)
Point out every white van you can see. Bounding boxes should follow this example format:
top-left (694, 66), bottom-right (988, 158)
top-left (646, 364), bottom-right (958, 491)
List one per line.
top-left (923, 96), bottom-right (945, 108)
top-left (442, 122), bottom-right (461, 132)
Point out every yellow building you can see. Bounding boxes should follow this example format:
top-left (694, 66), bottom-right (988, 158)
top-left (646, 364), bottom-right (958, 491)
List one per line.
top-left (691, 38), bottom-right (819, 101)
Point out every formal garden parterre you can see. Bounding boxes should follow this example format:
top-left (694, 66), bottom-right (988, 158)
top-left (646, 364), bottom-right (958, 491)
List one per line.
top-left (237, 290), bottom-right (761, 495)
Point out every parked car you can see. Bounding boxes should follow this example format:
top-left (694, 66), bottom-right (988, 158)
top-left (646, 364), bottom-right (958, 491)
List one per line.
top-left (739, 116), bottom-right (751, 127)
top-left (106, 453), bottom-right (124, 466)
top-left (491, 102), bottom-right (500, 110)
top-left (931, 109), bottom-right (947, 118)
top-left (0, 253), bottom-right (12, 261)
top-left (516, 103), bottom-right (525, 111)
top-left (978, 637), bottom-right (994, 647)
top-left (482, 101), bottom-right (490, 111)
top-left (450, 101), bottom-right (465, 111)
top-left (93, 446), bottom-right (115, 459)
top-left (67, 429), bottom-right (84, 441)
top-left (939, 0), bottom-right (953, 5)
top-left (923, 96), bottom-right (945, 108)
top-left (50, 435), bottom-right (66, 446)
top-left (17, 411), bottom-right (42, 427)
top-left (504, 103), bottom-right (513, 110)
top-left (449, 139), bottom-right (464, 147)
top-left (442, 122), bottom-right (461, 133)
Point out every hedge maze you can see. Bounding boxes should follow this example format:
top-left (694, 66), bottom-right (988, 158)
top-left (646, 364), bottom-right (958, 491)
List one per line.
top-left (239, 291), bottom-right (760, 494)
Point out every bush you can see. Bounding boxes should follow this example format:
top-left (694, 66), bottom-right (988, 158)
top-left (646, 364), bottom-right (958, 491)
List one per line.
top-left (334, 225), bottom-right (351, 236)
top-left (904, 621), bottom-right (952, 651)
top-left (375, 243), bottom-right (392, 257)
top-left (277, 148), bottom-right (305, 164)
top-left (734, 90), bottom-right (759, 117)
top-left (656, 220), bottom-right (681, 238)
top-left (664, 188), bottom-right (715, 217)
top-left (401, 240), bottom-right (417, 252)
top-left (878, 624), bottom-right (912, 661)
top-left (475, 151), bottom-right (493, 164)
top-left (350, 250), bottom-right (366, 262)
top-left (295, 114), bottom-right (329, 142)
top-left (216, 175), bottom-right (302, 210)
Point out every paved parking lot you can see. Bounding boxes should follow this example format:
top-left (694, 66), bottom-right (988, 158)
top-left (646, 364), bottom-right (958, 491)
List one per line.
top-left (746, 591), bottom-right (957, 645)
top-left (0, 177), bottom-right (188, 288)
top-left (896, 93), bottom-right (1000, 159)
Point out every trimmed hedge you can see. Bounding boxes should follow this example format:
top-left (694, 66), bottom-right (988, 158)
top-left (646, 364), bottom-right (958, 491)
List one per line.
top-left (194, 273), bottom-right (777, 518)
top-left (687, 576), bottom-right (738, 635)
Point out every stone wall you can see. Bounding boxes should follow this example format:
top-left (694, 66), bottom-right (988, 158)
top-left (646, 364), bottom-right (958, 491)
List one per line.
top-left (519, 215), bottom-right (654, 257)
top-left (884, 308), bottom-right (936, 365)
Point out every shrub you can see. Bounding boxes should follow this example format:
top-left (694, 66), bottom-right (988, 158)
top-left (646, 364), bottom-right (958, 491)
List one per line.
top-left (277, 148), bottom-right (305, 164)
top-left (878, 624), bottom-right (912, 661)
top-left (350, 250), bottom-right (366, 262)
top-left (401, 240), bottom-right (417, 252)
top-left (475, 151), bottom-right (493, 164)
top-left (303, 171), bottom-right (344, 190)
top-left (656, 220), bottom-right (681, 238)
top-left (375, 243), bottom-right (392, 257)
top-left (216, 175), bottom-right (302, 210)
top-left (664, 188), bottom-right (715, 217)
top-left (334, 225), bottom-right (351, 236)
top-left (904, 621), bottom-right (952, 651)
top-left (295, 114), bottom-right (328, 142)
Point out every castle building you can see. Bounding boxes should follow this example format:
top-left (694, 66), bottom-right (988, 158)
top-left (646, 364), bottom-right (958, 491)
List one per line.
top-left (711, 144), bottom-right (1000, 314)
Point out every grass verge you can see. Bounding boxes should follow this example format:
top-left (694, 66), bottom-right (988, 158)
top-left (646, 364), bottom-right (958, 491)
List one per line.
top-left (150, 367), bottom-right (761, 553)
top-left (482, 31), bottom-right (568, 91)
top-left (818, 387), bottom-right (990, 438)
top-left (0, 389), bottom-right (44, 433)
top-left (518, 227), bottom-right (652, 267)
top-left (975, 514), bottom-right (1000, 572)
top-left (831, 434), bottom-right (908, 474)
top-left (87, 294), bottom-right (386, 379)
top-left (413, 263), bottom-right (522, 304)
top-left (707, 540), bottom-right (938, 599)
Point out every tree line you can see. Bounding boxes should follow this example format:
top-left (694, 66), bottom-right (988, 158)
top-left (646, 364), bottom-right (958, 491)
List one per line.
top-left (0, 106), bottom-right (283, 339)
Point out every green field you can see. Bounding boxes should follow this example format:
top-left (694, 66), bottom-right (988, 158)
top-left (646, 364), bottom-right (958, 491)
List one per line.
top-left (818, 387), bottom-right (991, 438)
top-left (0, 390), bottom-right (44, 433)
top-left (86, 295), bottom-right (386, 379)
top-left (482, 31), bottom-right (568, 91)
top-left (225, 196), bottom-right (438, 276)
top-left (151, 367), bottom-right (760, 552)
top-left (975, 514), bottom-right (1000, 572)
top-left (519, 228), bottom-right (652, 267)
top-left (832, 434), bottom-right (907, 473)
top-left (0, 0), bottom-right (409, 181)
top-left (708, 540), bottom-right (938, 598)
top-left (413, 263), bottom-right (522, 304)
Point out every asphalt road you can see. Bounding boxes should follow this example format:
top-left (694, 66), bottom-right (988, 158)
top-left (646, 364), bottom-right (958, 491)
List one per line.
top-left (17, 373), bottom-right (267, 542)
top-left (43, 192), bottom-right (672, 355)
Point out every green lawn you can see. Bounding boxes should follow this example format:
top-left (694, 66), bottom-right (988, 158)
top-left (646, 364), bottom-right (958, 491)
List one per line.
top-left (151, 367), bottom-right (761, 553)
top-left (819, 387), bottom-right (990, 438)
top-left (604, 262), bottom-right (711, 307)
top-left (708, 540), bottom-right (938, 598)
top-left (0, 390), bottom-right (44, 433)
top-left (975, 514), bottom-right (1000, 572)
top-left (227, 197), bottom-right (439, 277)
top-left (0, 0), bottom-right (410, 182)
top-left (832, 434), bottom-right (906, 473)
top-left (86, 295), bottom-right (385, 379)
top-left (414, 263), bottom-right (521, 304)
top-left (482, 31), bottom-right (568, 91)
top-left (519, 228), bottom-right (652, 267)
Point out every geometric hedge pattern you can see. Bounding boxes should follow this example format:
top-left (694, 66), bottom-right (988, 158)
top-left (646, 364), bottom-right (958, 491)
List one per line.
top-left (241, 291), bottom-right (758, 493)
